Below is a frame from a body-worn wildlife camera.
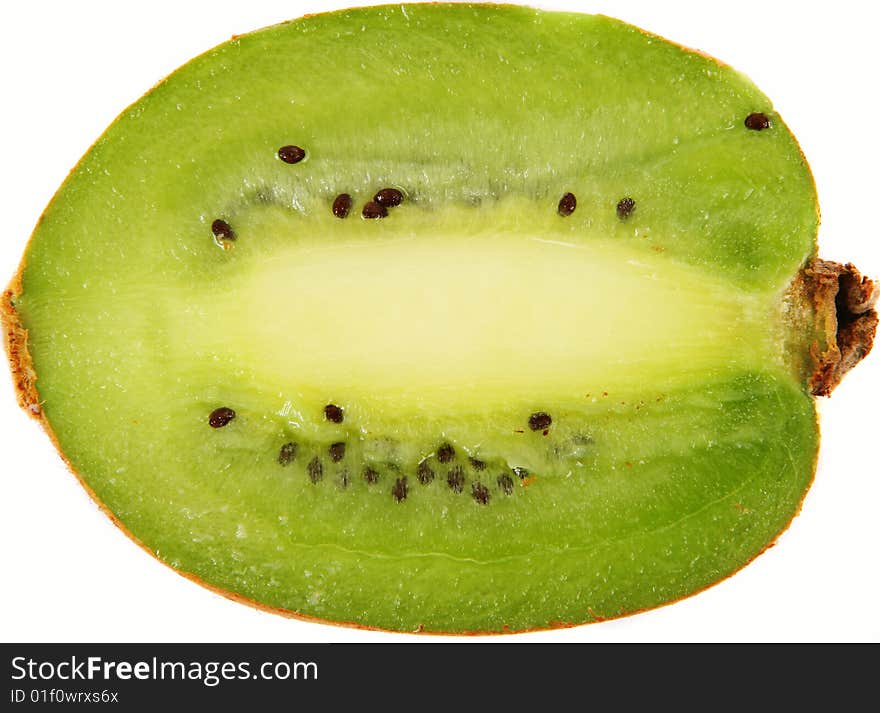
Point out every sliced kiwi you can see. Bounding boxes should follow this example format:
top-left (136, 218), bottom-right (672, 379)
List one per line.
top-left (3, 4), bottom-right (877, 634)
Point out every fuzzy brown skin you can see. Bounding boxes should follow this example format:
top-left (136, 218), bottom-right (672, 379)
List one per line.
top-left (2, 288), bottom-right (40, 416)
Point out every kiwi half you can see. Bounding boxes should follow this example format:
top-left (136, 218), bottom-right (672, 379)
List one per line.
top-left (3, 4), bottom-right (877, 634)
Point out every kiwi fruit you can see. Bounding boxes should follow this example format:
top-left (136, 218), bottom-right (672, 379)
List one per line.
top-left (3, 4), bottom-right (877, 635)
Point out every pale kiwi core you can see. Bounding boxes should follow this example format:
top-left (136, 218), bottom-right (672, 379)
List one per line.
top-left (208, 225), bottom-right (767, 412)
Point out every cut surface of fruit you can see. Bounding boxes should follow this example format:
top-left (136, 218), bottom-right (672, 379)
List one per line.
top-left (3, 4), bottom-right (876, 633)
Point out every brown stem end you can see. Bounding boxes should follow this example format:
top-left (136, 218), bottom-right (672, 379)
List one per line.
top-left (803, 259), bottom-right (878, 396)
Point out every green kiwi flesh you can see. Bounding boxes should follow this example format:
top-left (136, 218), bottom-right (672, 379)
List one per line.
top-left (4, 4), bottom-right (877, 633)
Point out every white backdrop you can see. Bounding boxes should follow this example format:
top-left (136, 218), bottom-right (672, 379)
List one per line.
top-left (1, 0), bottom-right (877, 643)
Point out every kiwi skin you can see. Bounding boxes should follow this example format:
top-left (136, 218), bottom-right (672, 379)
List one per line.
top-left (2, 4), bottom-right (878, 637)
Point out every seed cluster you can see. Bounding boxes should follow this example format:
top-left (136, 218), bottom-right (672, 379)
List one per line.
top-left (363, 188), bottom-right (405, 219)
top-left (211, 116), bottom-right (772, 251)
top-left (275, 435), bottom-right (528, 504)
top-left (209, 405), bottom-right (559, 505)
top-left (277, 441), bottom-right (529, 505)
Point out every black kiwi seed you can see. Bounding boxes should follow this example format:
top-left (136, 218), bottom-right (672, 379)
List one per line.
top-left (278, 145), bottom-right (306, 163)
top-left (528, 412), bottom-right (552, 431)
top-left (557, 192), bottom-right (577, 216)
top-left (307, 457), bottom-right (324, 483)
top-left (363, 466), bottom-right (379, 484)
top-left (339, 469), bottom-right (350, 489)
top-left (332, 193), bottom-right (353, 218)
top-left (469, 457), bottom-right (487, 471)
top-left (497, 473), bottom-right (514, 495)
top-left (329, 442), bottom-right (346, 462)
top-left (208, 407), bottom-right (235, 428)
top-left (211, 219), bottom-right (235, 241)
top-left (437, 443), bottom-right (455, 463)
top-left (373, 188), bottom-right (404, 207)
top-left (471, 482), bottom-right (491, 505)
top-left (392, 477), bottom-right (408, 502)
top-left (512, 466), bottom-right (530, 480)
top-left (417, 461), bottom-right (435, 485)
top-left (744, 112), bottom-right (771, 130)
top-left (277, 442), bottom-right (297, 465)
top-left (362, 201), bottom-right (388, 219)
top-left (324, 403), bottom-right (344, 423)
top-left (616, 197), bottom-right (636, 219)
top-left (447, 466), bottom-right (465, 493)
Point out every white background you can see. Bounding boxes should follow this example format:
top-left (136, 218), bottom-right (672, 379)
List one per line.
top-left (1, 0), bottom-right (877, 643)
